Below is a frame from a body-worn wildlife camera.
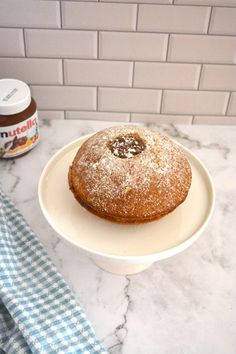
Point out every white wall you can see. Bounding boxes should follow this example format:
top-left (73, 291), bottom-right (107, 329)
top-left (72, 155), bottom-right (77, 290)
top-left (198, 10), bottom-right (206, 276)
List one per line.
top-left (0, 0), bottom-right (236, 125)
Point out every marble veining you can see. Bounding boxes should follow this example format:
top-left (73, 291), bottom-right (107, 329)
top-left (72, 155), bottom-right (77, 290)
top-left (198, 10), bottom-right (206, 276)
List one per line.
top-left (148, 123), bottom-right (231, 160)
top-left (108, 276), bottom-right (131, 353)
top-left (0, 120), bottom-right (236, 354)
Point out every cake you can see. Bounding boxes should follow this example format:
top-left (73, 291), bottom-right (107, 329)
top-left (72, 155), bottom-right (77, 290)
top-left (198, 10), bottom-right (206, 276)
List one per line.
top-left (68, 125), bottom-right (192, 224)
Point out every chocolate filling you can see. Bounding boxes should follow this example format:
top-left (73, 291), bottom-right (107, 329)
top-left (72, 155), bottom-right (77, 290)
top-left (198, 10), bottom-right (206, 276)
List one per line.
top-left (108, 134), bottom-right (146, 159)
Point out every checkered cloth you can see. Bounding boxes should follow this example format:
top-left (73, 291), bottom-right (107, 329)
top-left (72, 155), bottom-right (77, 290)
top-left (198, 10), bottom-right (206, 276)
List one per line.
top-left (0, 187), bottom-right (107, 354)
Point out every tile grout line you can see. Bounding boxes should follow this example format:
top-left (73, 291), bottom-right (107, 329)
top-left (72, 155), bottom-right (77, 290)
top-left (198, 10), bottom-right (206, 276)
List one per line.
top-left (0, 28), bottom-right (236, 40)
top-left (60, 0), bottom-right (65, 111)
top-left (97, 31), bottom-right (99, 59)
top-left (3, 25), bottom-right (236, 37)
top-left (159, 90), bottom-right (164, 114)
top-left (37, 109), bottom-right (192, 116)
top-left (197, 64), bottom-right (203, 90)
top-left (61, 59), bottom-right (65, 85)
top-left (165, 34), bottom-right (170, 62)
top-left (59, 0), bottom-right (63, 28)
top-left (2, 55), bottom-right (236, 66)
top-left (96, 31), bottom-right (99, 113)
top-left (135, 3), bottom-right (139, 31)
top-left (96, 87), bottom-right (99, 111)
top-left (29, 83), bottom-right (233, 94)
top-left (62, 59), bottom-right (65, 119)
top-left (128, 0), bottom-right (136, 122)
top-left (21, 1), bottom-right (236, 8)
top-left (207, 6), bottom-right (213, 34)
top-left (60, 0), bottom-right (65, 120)
top-left (10, 1), bottom-right (235, 7)
top-left (130, 61), bottom-right (136, 122)
top-left (39, 117), bottom-right (236, 124)
top-left (22, 28), bottom-right (27, 57)
top-left (131, 62), bottom-right (135, 87)
top-left (35, 107), bottom-right (236, 117)
top-left (225, 91), bottom-right (232, 115)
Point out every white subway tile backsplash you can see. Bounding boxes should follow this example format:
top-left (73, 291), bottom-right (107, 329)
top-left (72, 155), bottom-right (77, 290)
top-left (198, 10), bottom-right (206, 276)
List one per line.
top-left (102, 0), bottom-right (172, 3)
top-left (138, 5), bottom-right (210, 34)
top-left (168, 34), bottom-right (236, 64)
top-left (200, 65), bottom-right (236, 91)
top-left (134, 62), bottom-right (200, 89)
top-left (66, 111), bottom-right (129, 121)
top-left (0, 58), bottom-right (62, 85)
top-left (0, 0), bottom-right (235, 124)
top-left (38, 111), bottom-right (65, 120)
top-left (193, 115), bottom-right (236, 125)
top-left (209, 8), bottom-right (236, 35)
top-left (162, 90), bottom-right (229, 115)
top-left (227, 93), bottom-right (236, 115)
top-left (0, 0), bottom-right (60, 28)
top-left (175, 0), bottom-right (236, 6)
top-left (64, 60), bottom-right (133, 87)
top-left (63, 0), bottom-right (98, 1)
top-left (62, 2), bottom-right (137, 31)
top-left (99, 32), bottom-right (168, 61)
top-left (0, 29), bottom-right (24, 57)
top-left (31, 86), bottom-right (96, 110)
top-left (131, 113), bottom-right (192, 124)
top-left (25, 29), bottom-right (97, 59)
top-left (99, 88), bottom-right (161, 113)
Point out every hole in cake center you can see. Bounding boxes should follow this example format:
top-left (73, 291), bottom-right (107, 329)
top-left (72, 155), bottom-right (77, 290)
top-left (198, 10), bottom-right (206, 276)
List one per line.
top-left (108, 134), bottom-right (146, 159)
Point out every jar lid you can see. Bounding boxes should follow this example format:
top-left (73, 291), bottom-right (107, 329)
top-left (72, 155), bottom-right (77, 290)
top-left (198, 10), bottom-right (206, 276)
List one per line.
top-left (0, 79), bottom-right (31, 115)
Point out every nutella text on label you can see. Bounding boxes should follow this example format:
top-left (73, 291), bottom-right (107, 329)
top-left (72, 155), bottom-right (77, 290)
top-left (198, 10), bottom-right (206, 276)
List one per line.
top-left (0, 113), bottom-right (40, 158)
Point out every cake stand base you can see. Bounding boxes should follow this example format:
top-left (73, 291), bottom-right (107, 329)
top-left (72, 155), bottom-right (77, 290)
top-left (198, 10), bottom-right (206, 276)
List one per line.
top-left (92, 259), bottom-right (153, 275)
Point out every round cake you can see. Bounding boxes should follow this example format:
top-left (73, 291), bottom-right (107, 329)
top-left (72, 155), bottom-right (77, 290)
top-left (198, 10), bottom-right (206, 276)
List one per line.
top-left (68, 125), bottom-right (192, 224)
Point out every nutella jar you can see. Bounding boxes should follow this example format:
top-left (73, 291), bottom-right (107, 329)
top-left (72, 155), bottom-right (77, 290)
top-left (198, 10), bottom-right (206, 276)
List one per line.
top-left (0, 79), bottom-right (39, 158)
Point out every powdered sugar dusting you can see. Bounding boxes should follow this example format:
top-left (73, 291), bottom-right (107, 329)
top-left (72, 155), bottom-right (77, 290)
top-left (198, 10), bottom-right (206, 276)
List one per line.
top-left (71, 125), bottom-right (192, 219)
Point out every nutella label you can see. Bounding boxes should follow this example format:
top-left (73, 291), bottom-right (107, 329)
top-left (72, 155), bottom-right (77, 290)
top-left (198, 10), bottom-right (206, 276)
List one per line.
top-left (0, 112), bottom-right (39, 158)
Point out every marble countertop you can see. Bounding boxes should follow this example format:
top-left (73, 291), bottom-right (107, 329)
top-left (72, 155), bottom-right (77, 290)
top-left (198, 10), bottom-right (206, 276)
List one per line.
top-left (1, 120), bottom-right (235, 354)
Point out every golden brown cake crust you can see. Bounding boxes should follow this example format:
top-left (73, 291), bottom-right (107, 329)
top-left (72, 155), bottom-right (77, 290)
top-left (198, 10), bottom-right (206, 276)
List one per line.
top-left (68, 125), bottom-right (192, 224)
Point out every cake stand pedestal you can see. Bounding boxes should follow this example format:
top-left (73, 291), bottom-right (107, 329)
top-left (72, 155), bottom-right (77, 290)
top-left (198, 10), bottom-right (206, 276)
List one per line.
top-left (92, 259), bottom-right (153, 275)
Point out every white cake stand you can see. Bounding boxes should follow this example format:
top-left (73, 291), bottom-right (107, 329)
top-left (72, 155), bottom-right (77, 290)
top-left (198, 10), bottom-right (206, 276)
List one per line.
top-left (38, 134), bottom-right (215, 275)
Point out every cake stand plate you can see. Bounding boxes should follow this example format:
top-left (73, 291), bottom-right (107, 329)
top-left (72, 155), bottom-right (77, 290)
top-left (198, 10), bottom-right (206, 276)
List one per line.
top-left (38, 134), bottom-right (215, 275)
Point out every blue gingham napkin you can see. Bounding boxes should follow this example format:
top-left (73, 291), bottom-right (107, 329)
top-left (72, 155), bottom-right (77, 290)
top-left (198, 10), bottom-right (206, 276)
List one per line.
top-left (0, 187), bottom-right (107, 354)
